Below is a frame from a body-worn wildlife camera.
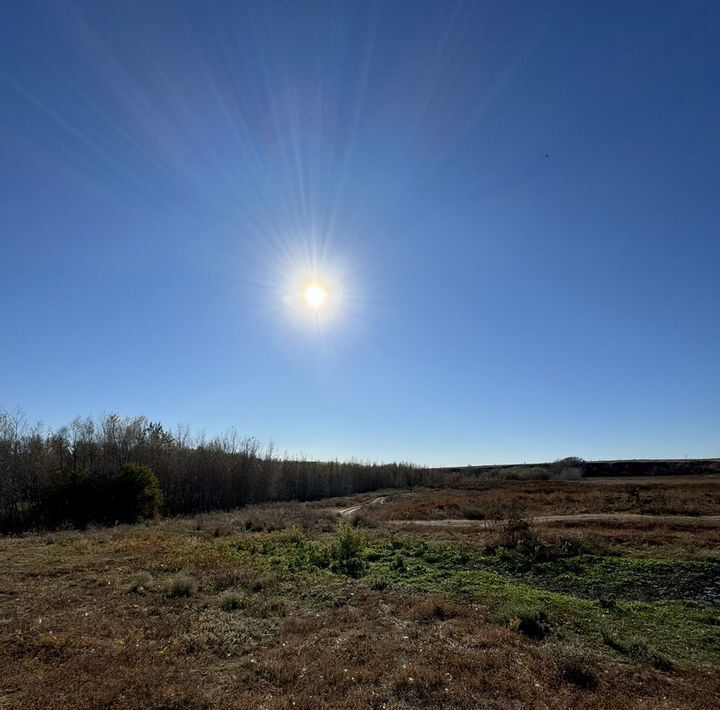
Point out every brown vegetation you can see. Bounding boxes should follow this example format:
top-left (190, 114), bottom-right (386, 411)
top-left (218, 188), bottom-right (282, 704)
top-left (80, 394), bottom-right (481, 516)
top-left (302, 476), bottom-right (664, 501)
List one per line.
top-left (1, 486), bottom-right (719, 709)
top-left (369, 476), bottom-right (720, 523)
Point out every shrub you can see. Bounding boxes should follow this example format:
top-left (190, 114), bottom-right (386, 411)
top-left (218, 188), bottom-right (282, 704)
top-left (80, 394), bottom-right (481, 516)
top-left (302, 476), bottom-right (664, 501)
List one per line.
top-left (110, 464), bottom-right (163, 523)
top-left (409, 596), bottom-right (460, 622)
top-left (246, 596), bottom-right (286, 618)
top-left (369, 573), bottom-right (390, 591)
top-left (286, 525), bottom-right (366, 576)
top-left (351, 513), bottom-right (378, 528)
top-left (219, 591), bottom-right (244, 611)
top-left (167, 573), bottom-right (197, 598)
top-left (597, 595), bottom-right (617, 610)
top-left (127, 571), bottom-right (152, 595)
top-left (301, 540), bottom-right (332, 569)
top-left (329, 524), bottom-right (366, 577)
top-left (490, 512), bottom-right (540, 552)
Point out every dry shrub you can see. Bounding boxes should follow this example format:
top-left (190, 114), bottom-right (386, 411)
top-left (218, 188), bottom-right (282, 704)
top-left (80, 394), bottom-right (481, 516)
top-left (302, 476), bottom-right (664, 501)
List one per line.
top-left (236, 502), bottom-right (338, 533)
top-left (407, 595), bottom-right (462, 622)
top-left (544, 517), bottom-right (720, 553)
top-left (488, 510), bottom-right (539, 551)
top-left (219, 591), bottom-right (245, 611)
top-left (246, 596), bottom-right (287, 618)
top-left (126, 571), bottom-right (152, 595)
top-left (206, 560), bottom-right (274, 593)
top-left (167, 573), bottom-right (197, 598)
top-left (351, 512), bottom-right (378, 528)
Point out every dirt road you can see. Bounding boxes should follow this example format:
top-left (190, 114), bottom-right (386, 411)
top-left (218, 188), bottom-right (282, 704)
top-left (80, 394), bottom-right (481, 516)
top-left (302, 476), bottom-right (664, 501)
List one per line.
top-left (387, 512), bottom-right (720, 527)
top-left (336, 496), bottom-right (386, 518)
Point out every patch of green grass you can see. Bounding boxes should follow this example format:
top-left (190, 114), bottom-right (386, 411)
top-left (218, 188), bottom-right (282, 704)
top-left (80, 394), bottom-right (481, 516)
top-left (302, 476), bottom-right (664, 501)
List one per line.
top-left (235, 524), bottom-right (368, 578)
top-left (510, 555), bottom-right (720, 604)
top-left (368, 541), bottom-right (720, 668)
top-left (227, 529), bottom-right (720, 668)
top-left (601, 627), bottom-right (674, 671)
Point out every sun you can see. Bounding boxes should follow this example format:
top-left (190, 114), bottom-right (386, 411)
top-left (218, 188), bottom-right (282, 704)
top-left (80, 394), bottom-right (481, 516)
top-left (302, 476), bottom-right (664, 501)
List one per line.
top-left (303, 282), bottom-right (327, 310)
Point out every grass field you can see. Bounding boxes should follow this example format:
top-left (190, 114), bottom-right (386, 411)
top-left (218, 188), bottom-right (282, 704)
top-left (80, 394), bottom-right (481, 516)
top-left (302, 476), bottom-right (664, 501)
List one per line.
top-left (2, 476), bottom-right (719, 709)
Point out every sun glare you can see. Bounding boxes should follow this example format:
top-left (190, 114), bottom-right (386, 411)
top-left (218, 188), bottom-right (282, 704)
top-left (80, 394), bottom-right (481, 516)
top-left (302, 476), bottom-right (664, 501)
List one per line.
top-left (303, 282), bottom-right (327, 309)
top-left (269, 236), bottom-right (363, 338)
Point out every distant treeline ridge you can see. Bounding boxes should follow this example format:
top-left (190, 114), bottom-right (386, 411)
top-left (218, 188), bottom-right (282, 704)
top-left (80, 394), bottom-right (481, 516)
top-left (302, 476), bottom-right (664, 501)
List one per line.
top-left (0, 410), bottom-right (430, 533)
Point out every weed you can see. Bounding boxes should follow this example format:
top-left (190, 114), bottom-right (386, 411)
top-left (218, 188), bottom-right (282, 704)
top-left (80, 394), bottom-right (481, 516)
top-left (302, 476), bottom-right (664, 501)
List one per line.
top-left (369, 573), bottom-right (390, 591)
top-left (498, 602), bottom-right (551, 640)
top-left (408, 596), bottom-right (460, 622)
top-left (167, 573), bottom-right (197, 598)
top-left (219, 591), bottom-right (245, 611)
top-left (127, 571), bottom-right (152, 595)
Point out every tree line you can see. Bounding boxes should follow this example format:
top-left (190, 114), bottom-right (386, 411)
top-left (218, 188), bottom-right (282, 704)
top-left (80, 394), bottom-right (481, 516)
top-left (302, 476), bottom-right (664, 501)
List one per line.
top-left (0, 409), bottom-right (433, 533)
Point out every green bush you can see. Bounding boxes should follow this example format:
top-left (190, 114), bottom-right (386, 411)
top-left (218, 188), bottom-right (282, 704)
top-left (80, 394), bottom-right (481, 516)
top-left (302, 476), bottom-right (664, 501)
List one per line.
top-left (42, 463), bottom-right (162, 528)
top-left (305, 541), bottom-right (332, 568)
top-left (369, 573), bottom-right (390, 591)
top-left (329, 524), bottom-right (367, 577)
top-left (110, 464), bottom-right (163, 523)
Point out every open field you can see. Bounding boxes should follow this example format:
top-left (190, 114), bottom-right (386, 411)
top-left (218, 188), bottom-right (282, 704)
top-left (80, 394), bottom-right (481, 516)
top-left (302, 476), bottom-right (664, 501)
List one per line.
top-left (362, 475), bottom-right (720, 521)
top-left (2, 475), bottom-right (719, 709)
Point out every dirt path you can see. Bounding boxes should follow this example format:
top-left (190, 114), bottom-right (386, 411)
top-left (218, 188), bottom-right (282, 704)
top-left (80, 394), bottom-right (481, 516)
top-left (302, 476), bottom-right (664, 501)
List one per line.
top-left (331, 493), bottom-right (720, 527)
top-left (387, 512), bottom-right (720, 528)
top-left (336, 496), bottom-right (386, 518)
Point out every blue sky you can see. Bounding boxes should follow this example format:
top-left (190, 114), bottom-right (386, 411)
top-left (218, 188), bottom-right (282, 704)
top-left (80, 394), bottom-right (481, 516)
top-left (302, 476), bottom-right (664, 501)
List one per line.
top-left (1, 1), bottom-right (718, 465)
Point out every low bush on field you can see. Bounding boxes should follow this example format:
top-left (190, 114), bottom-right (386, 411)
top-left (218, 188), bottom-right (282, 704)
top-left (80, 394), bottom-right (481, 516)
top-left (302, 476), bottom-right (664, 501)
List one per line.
top-left (329, 523), bottom-right (367, 576)
top-left (167, 573), bottom-right (197, 598)
top-left (487, 513), bottom-right (603, 564)
top-left (237, 504), bottom-right (338, 533)
top-left (219, 591), bottom-right (245, 611)
top-left (407, 596), bottom-right (461, 622)
top-left (127, 571), bottom-right (153, 595)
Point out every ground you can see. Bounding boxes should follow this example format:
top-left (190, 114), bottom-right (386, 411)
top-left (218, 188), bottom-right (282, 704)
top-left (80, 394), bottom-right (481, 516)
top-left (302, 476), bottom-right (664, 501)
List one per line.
top-left (1, 475), bottom-right (719, 709)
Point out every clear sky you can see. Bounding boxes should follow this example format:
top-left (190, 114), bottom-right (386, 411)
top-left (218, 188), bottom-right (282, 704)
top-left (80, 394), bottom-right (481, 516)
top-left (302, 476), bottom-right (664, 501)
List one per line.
top-left (1, 1), bottom-right (718, 466)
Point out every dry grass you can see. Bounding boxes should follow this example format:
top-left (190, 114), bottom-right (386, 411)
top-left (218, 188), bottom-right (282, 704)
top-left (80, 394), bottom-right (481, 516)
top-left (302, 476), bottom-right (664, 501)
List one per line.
top-left (1, 484), bottom-right (719, 709)
top-left (369, 476), bottom-right (720, 521)
top-left (357, 475), bottom-right (720, 557)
